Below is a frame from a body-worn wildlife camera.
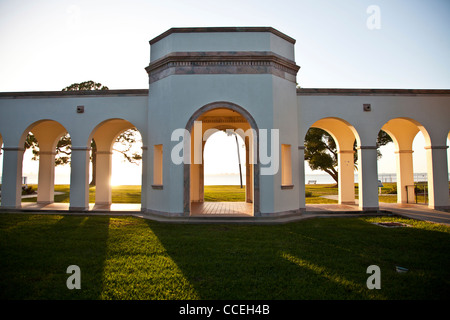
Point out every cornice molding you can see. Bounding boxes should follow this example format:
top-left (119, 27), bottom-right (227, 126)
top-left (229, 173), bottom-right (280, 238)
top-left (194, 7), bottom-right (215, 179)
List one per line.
top-left (297, 88), bottom-right (450, 96)
top-left (149, 27), bottom-right (296, 45)
top-left (146, 51), bottom-right (300, 84)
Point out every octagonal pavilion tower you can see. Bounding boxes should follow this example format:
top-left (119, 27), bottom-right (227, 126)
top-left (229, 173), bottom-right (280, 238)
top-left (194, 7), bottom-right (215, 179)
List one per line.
top-left (144, 27), bottom-right (302, 217)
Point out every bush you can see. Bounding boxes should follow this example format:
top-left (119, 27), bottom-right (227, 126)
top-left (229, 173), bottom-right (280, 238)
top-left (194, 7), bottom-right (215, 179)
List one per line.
top-left (21, 185), bottom-right (34, 195)
top-left (305, 191), bottom-right (313, 197)
top-left (387, 185), bottom-right (397, 194)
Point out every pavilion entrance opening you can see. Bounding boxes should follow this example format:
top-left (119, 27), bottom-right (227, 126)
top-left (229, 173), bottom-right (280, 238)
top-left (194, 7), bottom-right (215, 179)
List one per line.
top-left (186, 104), bottom-right (258, 217)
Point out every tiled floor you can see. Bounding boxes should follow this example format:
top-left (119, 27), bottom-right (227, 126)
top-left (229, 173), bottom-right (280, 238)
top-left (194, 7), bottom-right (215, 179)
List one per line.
top-left (18, 201), bottom-right (254, 216)
top-left (191, 201), bottom-right (253, 216)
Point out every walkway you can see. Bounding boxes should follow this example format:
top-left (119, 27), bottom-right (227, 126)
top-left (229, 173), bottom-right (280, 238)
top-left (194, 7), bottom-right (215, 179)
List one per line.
top-left (1, 200), bottom-right (448, 226)
top-left (19, 202), bottom-right (141, 212)
top-left (306, 201), bottom-right (450, 226)
top-left (379, 203), bottom-right (450, 226)
top-left (191, 202), bottom-right (252, 216)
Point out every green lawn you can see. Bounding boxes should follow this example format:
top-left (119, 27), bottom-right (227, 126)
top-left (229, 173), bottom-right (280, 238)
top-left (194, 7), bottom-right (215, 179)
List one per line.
top-left (204, 185), bottom-right (246, 202)
top-left (18, 182), bottom-right (444, 204)
top-left (22, 185), bottom-right (142, 204)
top-left (0, 214), bottom-right (449, 300)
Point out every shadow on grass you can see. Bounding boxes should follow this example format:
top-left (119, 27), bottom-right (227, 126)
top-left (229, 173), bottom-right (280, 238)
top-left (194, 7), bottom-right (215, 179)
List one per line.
top-left (1, 214), bottom-right (449, 300)
top-left (147, 217), bottom-right (450, 300)
top-left (0, 214), bottom-right (110, 299)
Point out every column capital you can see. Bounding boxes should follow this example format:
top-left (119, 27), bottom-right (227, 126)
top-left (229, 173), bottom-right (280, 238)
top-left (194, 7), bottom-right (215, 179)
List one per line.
top-left (2, 147), bottom-right (25, 151)
top-left (357, 146), bottom-right (377, 150)
top-left (71, 146), bottom-right (91, 151)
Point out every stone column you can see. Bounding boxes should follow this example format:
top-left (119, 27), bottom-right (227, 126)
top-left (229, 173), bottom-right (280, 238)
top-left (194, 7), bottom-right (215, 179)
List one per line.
top-left (95, 151), bottom-right (112, 206)
top-left (0, 147), bottom-right (24, 209)
top-left (245, 137), bottom-right (253, 203)
top-left (298, 146), bottom-right (306, 212)
top-left (69, 146), bottom-right (90, 211)
top-left (338, 150), bottom-right (355, 204)
top-left (140, 145), bottom-right (148, 211)
top-left (395, 150), bottom-right (415, 204)
top-left (357, 146), bottom-right (379, 211)
top-left (426, 145), bottom-right (449, 210)
top-left (37, 150), bottom-right (56, 204)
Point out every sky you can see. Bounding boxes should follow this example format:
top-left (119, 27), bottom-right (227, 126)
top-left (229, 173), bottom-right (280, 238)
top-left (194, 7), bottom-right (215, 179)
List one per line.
top-left (0, 0), bottom-right (449, 184)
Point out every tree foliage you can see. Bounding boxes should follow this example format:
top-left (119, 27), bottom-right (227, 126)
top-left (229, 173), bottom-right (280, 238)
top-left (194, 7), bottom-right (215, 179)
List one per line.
top-left (304, 128), bottom-right (392, 184)
top-left (62, 80), bottom-right (109, 91)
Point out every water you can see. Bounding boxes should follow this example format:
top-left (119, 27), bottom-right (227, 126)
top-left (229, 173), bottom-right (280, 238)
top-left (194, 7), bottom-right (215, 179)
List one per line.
top-left (205, 173), bottom-right (436, 185)
top-left (1, 172), bottom-right (443, 186)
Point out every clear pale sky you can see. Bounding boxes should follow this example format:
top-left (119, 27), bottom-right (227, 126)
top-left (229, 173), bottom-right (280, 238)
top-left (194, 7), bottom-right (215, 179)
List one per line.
top-left (0, 0), bottom-right (449, 184)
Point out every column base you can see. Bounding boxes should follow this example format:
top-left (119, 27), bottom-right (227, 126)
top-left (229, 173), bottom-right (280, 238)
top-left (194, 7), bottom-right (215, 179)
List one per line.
top-left (37, 201), bottom-right (53, 205)
top-left (69, 206), bottom-right (89, 212)
top-left (359, 206), bottom-right (379, 212)
top-left (428, 205), bottom-right (450, 211)
top-left (0, 205), bottom-right (21, 210)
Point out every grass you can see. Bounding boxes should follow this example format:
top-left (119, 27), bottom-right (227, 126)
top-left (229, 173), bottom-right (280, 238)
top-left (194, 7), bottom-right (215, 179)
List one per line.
top-left (21, 184), bottom-right (244, 203)
top-left (18, 182), bottom-right (446, 205)
top-left (305, 184), bottom-right (339, 204)
top-left (21, 185), bottom-right (142, 204)
top-left (0, 213), bottom-right (449, 300)
top-left (204, 185), bottom-right (246, 202)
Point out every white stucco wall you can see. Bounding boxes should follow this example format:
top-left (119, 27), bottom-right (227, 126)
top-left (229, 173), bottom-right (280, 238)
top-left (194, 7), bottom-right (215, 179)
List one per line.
top-left (297, 93), bottom-right (450, 146)
top-left (150, 29), bottom-right (295, 62)
top-left (146, 73), bottom-right (279, 215)
top-left (0, 93), bottom-right (148, 148)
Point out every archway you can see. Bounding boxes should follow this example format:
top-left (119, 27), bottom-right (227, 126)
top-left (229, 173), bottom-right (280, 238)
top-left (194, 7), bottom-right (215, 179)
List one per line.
top-left (21, 120), bottom-right (69, 207)
top-left (203, 129), bottom-right (246, 200)
top-left (88, 119), bottom-right (143, 210)
top-left (380, 118), bottom-right (431, 205)
top-left (184, 102), bottom-right (259, 216)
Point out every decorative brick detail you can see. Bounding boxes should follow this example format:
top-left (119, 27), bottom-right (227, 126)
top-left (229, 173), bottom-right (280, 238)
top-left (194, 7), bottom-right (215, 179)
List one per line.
top-left (146, 51), bottom-right (300, 83)
top-left (200, 116), bottom-right (247, 123)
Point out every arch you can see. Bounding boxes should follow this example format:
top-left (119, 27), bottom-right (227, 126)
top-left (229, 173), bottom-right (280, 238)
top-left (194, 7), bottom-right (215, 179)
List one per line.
top-left (20, 120), bottom-right (69, 206)
top-left (88, 118), bottom-right (144, 208)
top-left (18, 119), bottom-right (68, 149)
top-left (379, 117), bottom-right (448, 208)
top-left (308, 117), bottom-right (361, 149)
top-left (380, 117), bottom-right (426, 205)
top-left (306, 117), bottom-right (360, 205)
top-left (203, 129), bottom-right (246, 194)
top-left (380, 117), bottom-right (431, 150)
top-left (184, 101), bottom-right (260, 216)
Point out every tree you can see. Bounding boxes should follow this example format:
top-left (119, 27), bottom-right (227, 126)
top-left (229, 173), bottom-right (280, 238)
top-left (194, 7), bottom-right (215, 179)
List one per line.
top-left (62, 80), bottom-right (109, 91)
top-left (25, 81), bottom-right (142, 186)
top-left (304, 128), bottom-right (392, 184)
